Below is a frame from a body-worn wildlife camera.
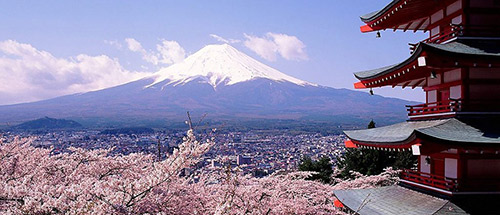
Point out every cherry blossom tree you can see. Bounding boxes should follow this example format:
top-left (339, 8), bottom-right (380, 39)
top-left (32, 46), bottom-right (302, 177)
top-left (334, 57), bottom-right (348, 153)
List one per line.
top-left (332, 168), bottom-right (400, 190)
top-left (1, 129), bottom-right (397, 214)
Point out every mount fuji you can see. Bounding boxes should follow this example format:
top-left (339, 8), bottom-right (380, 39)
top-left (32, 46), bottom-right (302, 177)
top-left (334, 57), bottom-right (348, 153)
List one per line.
top-left (0, 44), bottom-right (410, 126)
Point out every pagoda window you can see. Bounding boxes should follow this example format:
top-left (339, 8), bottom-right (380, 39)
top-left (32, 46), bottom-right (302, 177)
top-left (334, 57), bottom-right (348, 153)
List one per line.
top-left (420, 155), bottom-right (431, 174)
top-left (430, 26), bottom-right (440, 37)
top-left (451, 15), bottom-right (463, 25)
top-left (444, 158), bottom-right (458, 178)
top-left (447, 0), bottom-right (462, 15)
top-left (444, 69), bottom-right (461, 83)
top-left (431, 9), bottom-right (444, 24)
top-left (450, 85), bottom-right (461, 99)
top-left (427, 90), bottom-right (438, 103)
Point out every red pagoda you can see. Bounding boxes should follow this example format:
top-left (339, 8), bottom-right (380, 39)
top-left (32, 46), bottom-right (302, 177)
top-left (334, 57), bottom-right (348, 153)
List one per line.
top-left (334, 0), bottom-right (500, 214)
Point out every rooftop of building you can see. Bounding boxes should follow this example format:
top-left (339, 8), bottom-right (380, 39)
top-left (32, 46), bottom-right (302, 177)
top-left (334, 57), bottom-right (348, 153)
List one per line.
top-left (359, 0), bottom-right (462, 33)
top-left (344, 116), bottom-right (500, 146)
top-left (354, 38), bottom-right (500, 81)
top-left (334, 185), bottom-right (467, 215)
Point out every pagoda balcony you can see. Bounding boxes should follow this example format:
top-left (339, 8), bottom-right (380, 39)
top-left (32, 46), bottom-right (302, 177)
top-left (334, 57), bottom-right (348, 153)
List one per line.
top-left (422, 27), bottom-right (460, 44)
top-left (406, 99), bottom-right (461, 119)
top-left (400, 169), bottom-right (458, 192)
top-left (406, 99), bottom-right (500, 119)
top-left (410, 24), bottom-right (500, 47)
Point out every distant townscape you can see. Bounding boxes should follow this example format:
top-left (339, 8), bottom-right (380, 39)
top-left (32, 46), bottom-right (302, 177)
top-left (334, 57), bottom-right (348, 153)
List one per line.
top-left (2, 127), bottom-right (345, 176)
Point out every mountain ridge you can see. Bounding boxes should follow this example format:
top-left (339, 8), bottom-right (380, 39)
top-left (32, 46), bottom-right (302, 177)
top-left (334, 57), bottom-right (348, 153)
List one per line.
top-left (0, 44), bottom-right (413, 127)
top-left (12, 116), bottom-right (82, 130)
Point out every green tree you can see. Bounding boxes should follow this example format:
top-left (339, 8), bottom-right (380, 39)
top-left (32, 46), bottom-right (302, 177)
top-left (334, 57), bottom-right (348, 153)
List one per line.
top-left (336, 120), bottom-right (416, 179)
top-left (298, 156), bottom-right (333, 184)
top-left (367, 119), bottom-right (376, 129)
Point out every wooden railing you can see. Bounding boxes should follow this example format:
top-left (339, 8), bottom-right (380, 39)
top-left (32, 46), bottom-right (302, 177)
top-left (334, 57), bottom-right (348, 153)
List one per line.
top-left (424, 27), bottom-right (459, 44)
top-left (410, 28), bottom-right (457, 52)
top-left (409, 24), bottom-right (500, 48)
top-left (401, 169), bottom-right (458, 191)
top-left (406, 99), bottom-right (461, 117)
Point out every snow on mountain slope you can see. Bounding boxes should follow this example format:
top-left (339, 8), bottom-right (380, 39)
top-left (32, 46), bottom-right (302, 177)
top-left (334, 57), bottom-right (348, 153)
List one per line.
top-left (145, 44), bottom-right (314, 89)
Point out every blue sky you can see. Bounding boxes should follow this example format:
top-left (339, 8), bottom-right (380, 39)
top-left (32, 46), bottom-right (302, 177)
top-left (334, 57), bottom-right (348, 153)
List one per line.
top-left (0, 1), bottom-right (427, 105)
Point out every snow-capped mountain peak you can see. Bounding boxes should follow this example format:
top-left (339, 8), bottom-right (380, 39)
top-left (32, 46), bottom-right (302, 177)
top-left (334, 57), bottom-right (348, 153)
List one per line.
top-left (146, 44), bottom-right (314, 88)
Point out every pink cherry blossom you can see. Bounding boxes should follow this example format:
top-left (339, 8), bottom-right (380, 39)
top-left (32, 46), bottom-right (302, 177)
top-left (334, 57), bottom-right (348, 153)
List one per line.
top-left (1, 130), bottom-right (397, 214)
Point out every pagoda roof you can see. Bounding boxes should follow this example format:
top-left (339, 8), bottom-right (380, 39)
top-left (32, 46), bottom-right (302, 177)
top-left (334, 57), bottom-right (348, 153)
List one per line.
top-left (354, 39), bottom-right (500, 89)
top-left (424, 39), bottom-right (500, 58)
top-left (334, 185), bottom-right (467, 215)
top-left (359, 0), bottom-right (456, 33)
top-left (360, 0), bottom-right (402, 22)
top-left (344, 117), bottom-right (500, 147)
top-left (356, 39), bottom-right (500, 80)
top-left (418, 117), bottom-right (500, 144)
top-left (344, 119), bottom-right (447, 145)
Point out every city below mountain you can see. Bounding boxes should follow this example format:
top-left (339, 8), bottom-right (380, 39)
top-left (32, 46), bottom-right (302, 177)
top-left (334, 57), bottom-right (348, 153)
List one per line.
top-left (0, 44), bottom-right (411, 127)
top-left (99, 127), bottom-right (155, 135)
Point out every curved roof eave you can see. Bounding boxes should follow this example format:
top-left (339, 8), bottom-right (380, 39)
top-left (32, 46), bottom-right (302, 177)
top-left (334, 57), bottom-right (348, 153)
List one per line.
top-left (354, 43), bottom-right (424, 80)
top-left (415, 118), bottom-right (500, 144)
top-left (343, 119), bottom-right (448, 146)
top-left (346, 133), bottom-right (418, 147)
top-left (425, 41), bottom-right (500, 58)
top-left (354, 39), bottom-right (500, 81)
top-left (345, 118), bottom-right (500, 146)
top-left (360, 0), bottom-right (401, 22)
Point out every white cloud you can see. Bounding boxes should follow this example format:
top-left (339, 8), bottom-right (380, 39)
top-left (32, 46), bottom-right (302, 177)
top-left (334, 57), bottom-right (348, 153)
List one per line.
top-left (267, 33), bottom-right (308, 61)
top-left (124, 38), bottom-right (158, 64)
top-left (243, 32), bottom-right (308, 61)
top-left (124, 38), bottom-right (144, 53)
top-left (243, 34), bottom-right (278, 61)
top-left (0, 40), bottom-right (148, 105)
top-left (104, 40), bottom-right (122, 49)
top-left (124, 38), bottom-right (185, 66)
top-left (209, 34), bottom-right (241, 44)
top-left (156, 40), bottom-right (186, 65)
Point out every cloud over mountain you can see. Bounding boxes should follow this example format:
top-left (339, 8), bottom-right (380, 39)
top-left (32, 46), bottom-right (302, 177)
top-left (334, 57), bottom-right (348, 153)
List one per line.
top-left (124, 38), bottom-right (186, 66)
top-left (0, 40), bottom-right (147, 105)
top-left (243, 33), bottom-right (308, 62)
top-left (209, 34), bottom-right (241, 44)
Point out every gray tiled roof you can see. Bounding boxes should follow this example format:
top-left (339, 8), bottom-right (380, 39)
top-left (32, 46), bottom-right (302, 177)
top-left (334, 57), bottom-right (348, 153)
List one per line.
top-left (344, 120), bottom-right (448, 144)
top-left (334, 186), bottom-right (468, 215)
top-left (360, 0), bottom-right (400, 22)
top-left (353, 64), bottom-right (399, 80)
top-left (426, 40), bottom-right (500, 57)
top-left (417, 118), bottom-right (500, 144)
top-left (344, 117), bottom-right (500, 145)
top-left (354, 39), bottom-right (500, 80)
